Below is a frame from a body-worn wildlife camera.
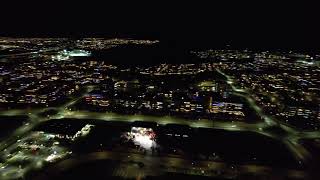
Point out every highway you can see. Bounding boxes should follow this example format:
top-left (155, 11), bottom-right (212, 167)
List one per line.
top-left (216, 69), bottom-right (315, 163)
top-left (0, 47), bottom-right (62, 58)
top-left (0, 86), bottom-right (95, 151)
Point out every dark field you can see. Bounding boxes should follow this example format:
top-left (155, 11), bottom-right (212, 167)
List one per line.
top-left (0, 115), bottom-right (28, 139)
top-left (34, 118), bottom-right (299, 168)
top-left (32, 159), bottom-right (234, 180)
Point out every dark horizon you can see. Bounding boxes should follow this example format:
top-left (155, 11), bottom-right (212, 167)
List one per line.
top-left (1, 2), bottom-right (319, 51)
top-left (1, 33), bottom-right (318, 53)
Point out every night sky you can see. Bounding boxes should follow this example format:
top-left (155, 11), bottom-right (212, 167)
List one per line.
top-left (1, 2), bottom-right (319, 51)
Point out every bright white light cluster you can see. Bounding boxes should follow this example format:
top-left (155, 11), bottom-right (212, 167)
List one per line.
top-left (126, 127), bottom-right (156, 150)
top-left (64, 50), bottom-right (91, 57)
top-left (52, 49), bottom-right (91, 61)
top-left (134, 134), bottom-right (153, 149)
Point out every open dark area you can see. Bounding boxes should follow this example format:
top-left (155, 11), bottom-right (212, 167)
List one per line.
top-left (31, 159), bottom-right (238, 180)
top-left (0, 115), bottom-right (28, 139)
top-left (33, 118), bottom-right (300, 169)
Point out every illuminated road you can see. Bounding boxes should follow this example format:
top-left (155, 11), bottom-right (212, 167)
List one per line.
top-left (0, 86), bottom-right (95, 152)
top-left (216, 69), bottom-right (315, 163)
top-left (216, 68), bottom-right (320, 146)
top-left (0, 47), bottom-right (62, 58)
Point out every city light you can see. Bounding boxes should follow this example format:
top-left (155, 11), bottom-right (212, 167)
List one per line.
top-left (0, 37), bottom-right (319, 180)
top-left (124, 127), bottom-right (156, 150)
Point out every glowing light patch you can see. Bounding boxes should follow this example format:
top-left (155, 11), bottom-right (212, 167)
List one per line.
top-left (52, 50), bottom-right (91, 61)
top-left (134, 134), bottom-right (153, 149)
top-left (63, 50), bottom-right (91, 57)
top-left (45, 154), bottom-right (57, 162)
top-left (124, 127), bottom-right (157, 150)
